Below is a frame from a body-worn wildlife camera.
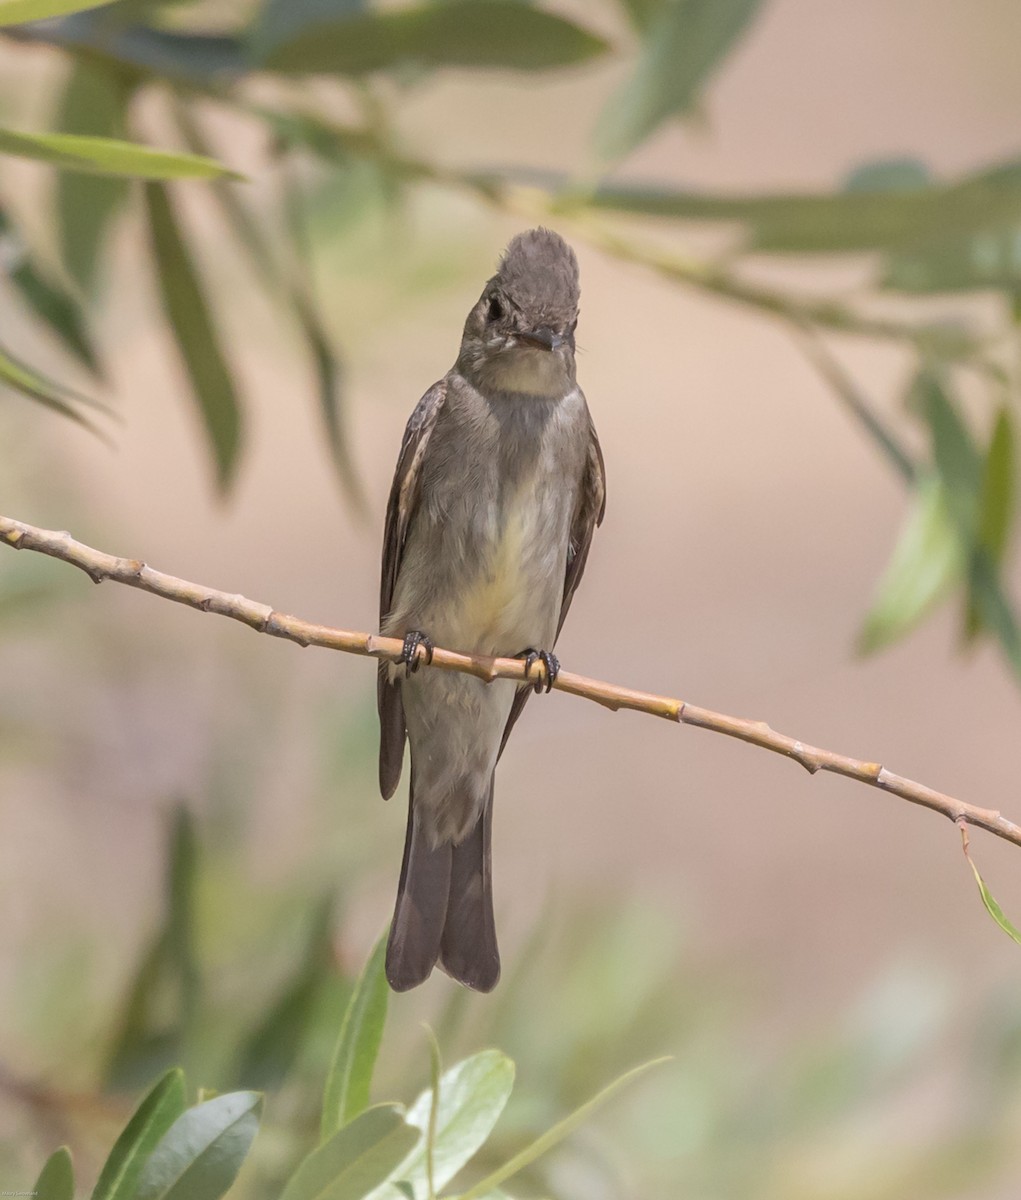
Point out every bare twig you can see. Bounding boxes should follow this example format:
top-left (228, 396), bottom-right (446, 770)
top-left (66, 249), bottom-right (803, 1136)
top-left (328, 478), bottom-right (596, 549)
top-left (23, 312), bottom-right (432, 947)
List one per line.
top-left (2, 513), bottom-right (1019, 849)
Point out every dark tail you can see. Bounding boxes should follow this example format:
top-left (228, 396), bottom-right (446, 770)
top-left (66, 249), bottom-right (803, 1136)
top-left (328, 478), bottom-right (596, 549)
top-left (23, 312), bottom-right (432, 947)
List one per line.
top-left (385, 782), bottom-right (500, 993)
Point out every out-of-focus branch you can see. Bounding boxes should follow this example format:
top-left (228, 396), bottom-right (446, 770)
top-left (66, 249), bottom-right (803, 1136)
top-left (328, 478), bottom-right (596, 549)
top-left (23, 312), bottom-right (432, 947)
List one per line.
top-left (3, 513), bottom-right (1019, 849)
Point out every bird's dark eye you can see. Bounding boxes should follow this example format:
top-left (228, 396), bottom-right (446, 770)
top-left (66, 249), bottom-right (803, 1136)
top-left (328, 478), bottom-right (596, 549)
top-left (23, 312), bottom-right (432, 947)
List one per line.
top-left (487, 294), bottom-right (503, 322)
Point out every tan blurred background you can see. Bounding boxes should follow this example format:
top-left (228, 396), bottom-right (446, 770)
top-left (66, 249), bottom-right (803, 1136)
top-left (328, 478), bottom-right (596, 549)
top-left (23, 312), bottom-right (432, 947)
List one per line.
top-left (4, 0), bottom-right (1021, 1191)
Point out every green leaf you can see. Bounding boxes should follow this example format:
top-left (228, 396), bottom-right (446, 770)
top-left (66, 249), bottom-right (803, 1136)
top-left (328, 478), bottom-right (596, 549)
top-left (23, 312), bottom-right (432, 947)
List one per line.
top-left (321, 932), bottom-right (389, 1140)
top-left (596, 0), bottom-right (765, 159)
top-left (843, 157), bottom-right (931, 193)
top-left (615, 0), bottom-right (667, 32)
top-left (585, 156), bottom-right (1021, 257)
top-left (374, 1050), bottom-right (515, 1200)
top-left (978, 408), bottom-right (1015, 561)
top-left (0, 205), bottom-right (100, 373)
top-left (233, 897), bottom-right (336, 1090)
top-left (0, 339), bottom-right (104, 433)
top-left (964, 407), bottom-right (1016, 639)
top-left (93, 1069), bottom-right (188, 1200)
top-left (963, 840), bottom-right (1021, 947)
top-left (455, 1058), bottom-right (669, 1200)
top-left (280, 171), bottom-right (366, 513)
top-left (105, 807), bottom-right (200, 1090)
top-left (144, 181), bottom-right (243, 492)
top-left (911, 369), bottom-right (983, 538)
top-left (33, 15), bottom-right (249, 87)
top-left (135, 1091), bottom-right (262, 1200)
top-left (0, 127), bottom-right (238, 179)
top-left (0, 0), bottom-right (113, 24)
top-left (283, 1105), bottom-right (419, 1200)
top-left (858, 474), bottom-right (964, 655)
top-left (252, 0), bottom-right (609, 76)
top-left (34, 1146), bottom-right (74, 1200)
top-left (54, 60), bottom-right (130, 293)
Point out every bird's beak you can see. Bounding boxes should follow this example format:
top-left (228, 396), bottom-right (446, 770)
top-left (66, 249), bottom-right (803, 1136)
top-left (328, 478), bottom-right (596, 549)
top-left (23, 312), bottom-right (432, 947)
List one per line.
top-left (518, 326), bottom-right (564, 352)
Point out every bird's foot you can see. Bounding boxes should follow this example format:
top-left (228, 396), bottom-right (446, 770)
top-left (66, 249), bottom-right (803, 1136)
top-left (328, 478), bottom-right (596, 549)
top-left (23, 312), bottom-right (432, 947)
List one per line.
top-left (516, 647), bottom-right (560, 694)
top-left (398, 630), bottom-right (434, 677)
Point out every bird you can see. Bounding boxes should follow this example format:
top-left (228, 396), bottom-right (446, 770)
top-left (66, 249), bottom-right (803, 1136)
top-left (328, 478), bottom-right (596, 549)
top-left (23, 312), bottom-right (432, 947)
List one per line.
top-left (378, 227), bottom-right (605, 992)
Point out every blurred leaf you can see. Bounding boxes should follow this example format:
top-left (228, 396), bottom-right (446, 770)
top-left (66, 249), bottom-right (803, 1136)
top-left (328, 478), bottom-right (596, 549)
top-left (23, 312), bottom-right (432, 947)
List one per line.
top-left (93, 1068), bottom-right (188, 1200)
top-left (585, 156), bottom-right (1021, 256)
top-left (252, 0), bottom-right (609, 76)
top-left (962, 831), bottom-right (1021, 947)
top-left (0, 339), bottom-right (104, 433)
top-left (321, 931), bottom-right (389, 1140)
top-left (31, 15), bottom-right (249, 86)
top-left (34, 1146), bottom-right (74, 1200)
top-left (144, 181), bottom-right (243, 492)
top-left (54, 60), bottom-right (130, 293)
top-left (135, 1091), bottom-right (262, 1200)
top-left (0, 205), bottom-right (99, 372)
top-left (281, 170), bottom-right (367, 512)
top-left (911, 369), bottom-right (983, 536)
top-left (456, 1058), bottom-right (669, 1200)
top-left (0, 0), bottom-right (112, 24)
top-left (978, 407), bottom-right (1015, 561)
top-left (283, 1105), bottom-right (419, 1200)
top-left (843, 157), bottom-right (931, 193)
top-left (596, 0), bottom-right (764, 159)
top-left (234, 897), bottom-right (336, 1090)
top-left (0, 127), bottom-right (239, 178)
top-left (964, 407), bottom-right (1015, 639)
top-left (371, 1050), bottom-right (515, 1200)
top-left (106, 807), bottom-right (200, 1090)
top-left (911, 370), bottom-right (1021, 677)
top-left (615, 0), bottom-right (667, 31)
top-left (858, 475), bottom-right (963, 655)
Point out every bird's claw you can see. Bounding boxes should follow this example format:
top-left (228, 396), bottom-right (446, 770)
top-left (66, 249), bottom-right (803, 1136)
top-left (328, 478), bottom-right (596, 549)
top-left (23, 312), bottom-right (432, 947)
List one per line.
top-left (398, 630), bottom-right (434, 676)
top-left (518, 648), bottom-right (559, 694)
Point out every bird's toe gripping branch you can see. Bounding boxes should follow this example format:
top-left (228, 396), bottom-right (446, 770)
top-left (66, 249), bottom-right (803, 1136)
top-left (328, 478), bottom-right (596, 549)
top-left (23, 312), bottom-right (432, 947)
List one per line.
top-left (398, 630), bottom-right (435, 676)
top-left (517, 648), bottom-right (560, 694)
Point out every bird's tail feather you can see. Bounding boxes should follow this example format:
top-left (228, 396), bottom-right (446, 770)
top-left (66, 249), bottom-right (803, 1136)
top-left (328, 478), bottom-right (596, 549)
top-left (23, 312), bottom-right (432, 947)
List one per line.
top-left (441, 783), bottom-right (500, 992)
top-left (385, 780), bottom-right (500, 993)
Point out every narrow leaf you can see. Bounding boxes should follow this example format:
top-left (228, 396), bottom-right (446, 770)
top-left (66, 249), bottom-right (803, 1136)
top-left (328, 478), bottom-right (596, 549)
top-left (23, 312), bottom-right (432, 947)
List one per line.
top-left (964, 406), bottom-right (1016, 640)
top-left (857, 475), bottom-right (963, 655)
top-left (281, 170), bottom-right (366, 512)
top-left (0, 127), bottom-right (238, 179)
top-left (54, 60), bottom-right (130, 293)
top-left (379, 1050), bottom-right (515, 1200)
top-left (93, 1068), bottom-right (188, 1200)
top-left (321, 932), bottom-right (389, 1140)
top-left (961, 827), bottom-right (1021, 946)
top-left (233, 896), bottom-right (336, 1089)
top-left (135, 1091), bottom-right (262, 1200)
top-left (0, 0), bottom-right (113, 25)
top-left (144, 182), bottom-right (243, 492)
top-left (34, 1146), bottom-right (74, 1200)
top-left (105, 807), bottom-right (200, 1090)
top-left (283, 1105), bottom-right (419, 1200)
top-left (0, 339), bottom-right (104, 433)
top-left (911, 369), bottom-right (983, 538)
top-left (596, 0), bottom-right (764, 159)
top-left (252, 0), bottom-right (608, 75)
top-left (979, 407), bottom-right (1016, 561)
top-left (456, 1058), bottom-right (670, 1200)
top-left (0, 205), bottom-right (99, 372)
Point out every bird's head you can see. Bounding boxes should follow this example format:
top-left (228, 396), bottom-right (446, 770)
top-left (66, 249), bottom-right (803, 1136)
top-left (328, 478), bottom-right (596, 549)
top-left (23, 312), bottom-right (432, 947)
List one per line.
top-left (458, 228), bottom-right (580, 398)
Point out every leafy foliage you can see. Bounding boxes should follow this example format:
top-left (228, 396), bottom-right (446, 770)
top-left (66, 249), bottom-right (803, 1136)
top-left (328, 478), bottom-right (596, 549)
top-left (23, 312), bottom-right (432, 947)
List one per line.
top-left (1, 0), bottom-right (1020, 674)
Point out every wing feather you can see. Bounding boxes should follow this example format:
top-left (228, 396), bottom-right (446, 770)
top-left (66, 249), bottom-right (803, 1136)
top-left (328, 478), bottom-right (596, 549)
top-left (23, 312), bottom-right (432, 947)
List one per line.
top-left (378, 380), bottom-right (447, 799)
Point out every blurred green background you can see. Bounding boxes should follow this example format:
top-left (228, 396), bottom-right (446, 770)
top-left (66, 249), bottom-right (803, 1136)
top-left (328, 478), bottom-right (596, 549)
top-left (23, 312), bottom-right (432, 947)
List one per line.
top-left (4, 0), bottom-right (1021, 1195)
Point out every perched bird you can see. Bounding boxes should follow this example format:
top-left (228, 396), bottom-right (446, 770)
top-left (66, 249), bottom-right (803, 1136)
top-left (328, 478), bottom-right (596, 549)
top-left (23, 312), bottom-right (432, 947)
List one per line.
top-left (378, 228), bottom-right (605, 992)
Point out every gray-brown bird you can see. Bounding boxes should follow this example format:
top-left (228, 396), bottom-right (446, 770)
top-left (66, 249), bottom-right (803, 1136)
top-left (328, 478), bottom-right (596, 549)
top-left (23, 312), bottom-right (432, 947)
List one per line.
top-left (378, 228), bottom-right (605, 991)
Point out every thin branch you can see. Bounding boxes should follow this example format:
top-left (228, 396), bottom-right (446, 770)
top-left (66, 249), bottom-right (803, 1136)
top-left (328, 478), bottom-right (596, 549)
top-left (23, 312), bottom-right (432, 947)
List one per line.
top-left (3, 513), bottom-right (1020, 849)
